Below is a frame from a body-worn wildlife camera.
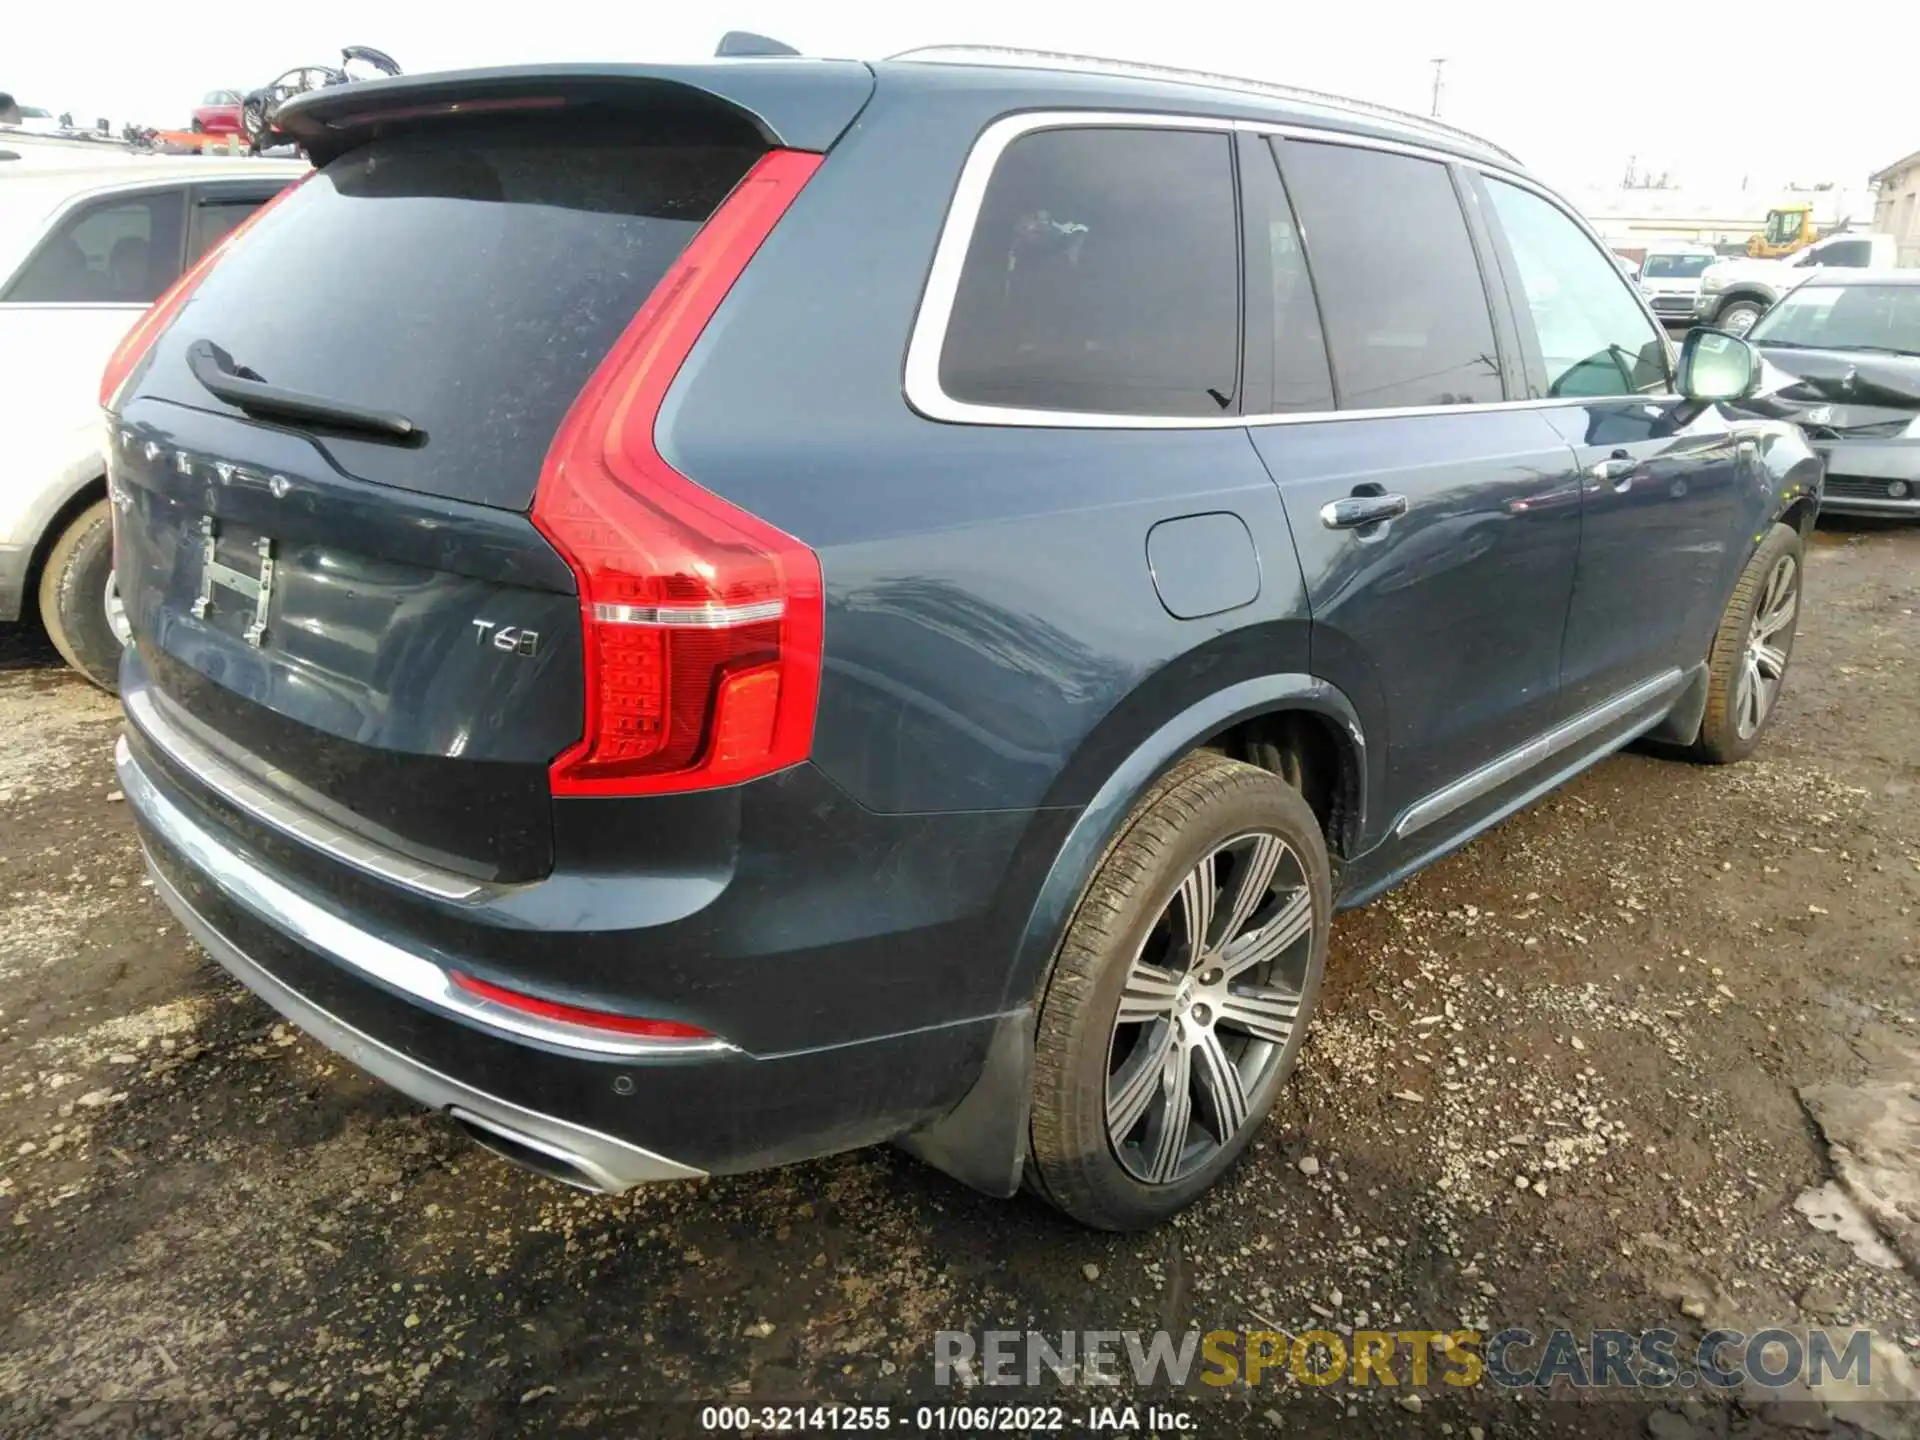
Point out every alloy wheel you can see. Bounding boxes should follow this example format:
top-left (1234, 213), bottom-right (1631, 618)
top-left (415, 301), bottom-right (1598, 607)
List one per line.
top-left (1105, 831), bottom-right (1314, 1185)
top-left (1735, 552), bottom-right (1797, 740)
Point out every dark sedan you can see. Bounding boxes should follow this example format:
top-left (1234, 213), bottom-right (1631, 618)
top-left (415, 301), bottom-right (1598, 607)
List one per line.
top-left (1741, 271), bottom-right (1920, 519)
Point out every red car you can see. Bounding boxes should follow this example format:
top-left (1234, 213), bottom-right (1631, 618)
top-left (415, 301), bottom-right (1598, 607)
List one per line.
top-left (191, 90), bottom-right (243, 134)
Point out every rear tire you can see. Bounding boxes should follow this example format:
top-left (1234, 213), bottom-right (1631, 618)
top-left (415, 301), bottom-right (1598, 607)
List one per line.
top-left (37, 500), bottom-right (122, 693)
top-left (1691, 522), bottom-right (1802, 764)
top-left (1027, 752), bottom-right (1331, 1230)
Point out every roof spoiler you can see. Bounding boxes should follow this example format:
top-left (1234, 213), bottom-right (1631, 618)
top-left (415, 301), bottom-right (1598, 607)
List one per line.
top-left (274, 61), bottom-right (874, 164)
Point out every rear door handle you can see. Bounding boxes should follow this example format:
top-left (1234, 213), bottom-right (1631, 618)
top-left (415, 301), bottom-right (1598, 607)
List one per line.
top-left (1320, 493), bottom-right (1409, 530)
top-left (1588, 453), bottom-right (1638, 490)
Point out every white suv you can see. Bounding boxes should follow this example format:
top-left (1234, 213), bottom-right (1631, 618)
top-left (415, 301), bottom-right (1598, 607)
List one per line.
top-left (0, 153), bottom-right (303, 686)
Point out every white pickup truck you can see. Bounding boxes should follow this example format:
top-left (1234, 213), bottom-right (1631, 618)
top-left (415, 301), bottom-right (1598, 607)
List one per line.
top-left (1694, 232), bottom-right (1900, 336)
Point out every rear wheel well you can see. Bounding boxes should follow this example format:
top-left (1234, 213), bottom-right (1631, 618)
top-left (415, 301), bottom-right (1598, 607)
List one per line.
top-left (1200, 708), bottom-right (1358, 862)
top-left (1779, 495), bottom-right (1817, 539)
top-left (25, 476), bottom-right (108, 614)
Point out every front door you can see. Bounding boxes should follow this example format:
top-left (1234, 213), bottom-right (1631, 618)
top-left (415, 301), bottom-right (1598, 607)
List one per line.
top-left (1473, 174), bottom-right (1744, 717)
top-left (1243, 137), bottom-right (1583, 849)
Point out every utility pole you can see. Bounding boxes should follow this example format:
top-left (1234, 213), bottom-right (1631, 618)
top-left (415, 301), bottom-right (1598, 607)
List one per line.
top-left (1428, 58), bottom-right (1446, 118)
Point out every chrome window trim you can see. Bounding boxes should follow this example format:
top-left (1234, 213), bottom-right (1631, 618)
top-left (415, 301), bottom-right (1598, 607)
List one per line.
top-left (902, 109), bottom-right (1678, 430)
top-left (118, 737), bottom-right (738, 1060)
top-left (125, 685), bottom-right (488, 902)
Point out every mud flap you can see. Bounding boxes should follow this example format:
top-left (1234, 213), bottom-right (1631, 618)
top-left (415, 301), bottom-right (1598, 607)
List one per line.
top-left (893, 1006), bottom-right (1033, 1198)
top-left (1645, 661), bottom-right (1710, 746)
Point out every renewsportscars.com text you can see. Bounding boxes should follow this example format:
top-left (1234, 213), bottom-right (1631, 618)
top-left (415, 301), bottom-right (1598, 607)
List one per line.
top-left (935, 1327), bottom-right (1873, 1392)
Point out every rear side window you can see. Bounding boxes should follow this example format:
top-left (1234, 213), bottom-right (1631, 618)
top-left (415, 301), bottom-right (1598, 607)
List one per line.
top-left (939, 127), bottom-right (1240, 417)
top-left (4, 189), bottom-right (185, 304)
top-left (1276, 141), bottom-right (1503, 410)
top-left (188, 197), bottom-right (270, 263)
top-left (139, 119), bottom-right (762, 509)
top-left (1483, 178), bottom-right (1668, 398)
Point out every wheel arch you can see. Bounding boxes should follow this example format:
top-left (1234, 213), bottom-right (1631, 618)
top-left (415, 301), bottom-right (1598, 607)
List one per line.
top-left (1715, 286), bottom-right (1775, 315)
top-left (24, 470), bottom-right (108, 614)
top-left (1000, 673), bottom-right (1366, 1018)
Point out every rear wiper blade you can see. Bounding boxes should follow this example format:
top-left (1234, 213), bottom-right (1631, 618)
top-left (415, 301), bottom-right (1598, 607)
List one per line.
top-left (186, 339), bottom-right (418, 441)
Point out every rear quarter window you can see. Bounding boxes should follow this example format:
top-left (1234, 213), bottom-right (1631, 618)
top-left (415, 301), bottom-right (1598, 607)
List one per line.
top-left (936, 126), bottom-right (1241, 418)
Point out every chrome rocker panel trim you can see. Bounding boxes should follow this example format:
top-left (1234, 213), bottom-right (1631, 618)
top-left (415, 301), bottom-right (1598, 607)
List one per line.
top-left (1392, 669), bottom-right (1686, 840)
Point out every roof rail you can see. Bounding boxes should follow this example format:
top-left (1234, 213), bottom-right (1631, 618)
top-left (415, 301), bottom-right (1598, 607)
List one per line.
top-left (885, 46), bottom-right (1519, 164)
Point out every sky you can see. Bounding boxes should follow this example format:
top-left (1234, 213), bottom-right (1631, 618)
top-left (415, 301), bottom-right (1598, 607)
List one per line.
top-left (7, 0), bottom-right (1916, 194)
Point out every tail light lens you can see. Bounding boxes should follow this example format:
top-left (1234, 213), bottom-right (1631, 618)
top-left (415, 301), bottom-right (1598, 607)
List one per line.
top-left (532, 149), bottom-right (825, 797)
top-left (99, 172), bottom-right (310, 411)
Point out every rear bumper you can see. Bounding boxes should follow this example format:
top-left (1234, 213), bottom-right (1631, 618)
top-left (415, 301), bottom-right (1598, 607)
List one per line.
top-left (0, 542), bottom-right (27, 623)
top-left (1813, 440), bottom-right (1920, 518)
top-left (119, 734), bottom-right (1009, 1188)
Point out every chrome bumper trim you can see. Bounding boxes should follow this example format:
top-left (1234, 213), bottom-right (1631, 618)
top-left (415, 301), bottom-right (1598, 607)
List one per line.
top-left (117, 737), bottom-right (737, 1060)
top-left (144, 857), bottom-right (705, 1191)
top-left (123, 686), bottom-right (485, 902)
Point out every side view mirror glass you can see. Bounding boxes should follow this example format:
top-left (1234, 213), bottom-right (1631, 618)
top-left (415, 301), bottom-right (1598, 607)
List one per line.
top-left (1678, 328), bottom-right (1760, 402)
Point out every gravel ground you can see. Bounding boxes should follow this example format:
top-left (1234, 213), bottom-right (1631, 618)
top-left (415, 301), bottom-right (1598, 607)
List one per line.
top-left (0, 522), bottom-right (1916, 1439)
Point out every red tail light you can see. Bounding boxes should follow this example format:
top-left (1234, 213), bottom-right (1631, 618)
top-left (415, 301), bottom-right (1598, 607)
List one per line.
top-left (449, 971), bottom-right (713, 1041)
top-left (532, 149), bottom-right (825, 797)
top-left (99, 172), bottom-right (311, 411)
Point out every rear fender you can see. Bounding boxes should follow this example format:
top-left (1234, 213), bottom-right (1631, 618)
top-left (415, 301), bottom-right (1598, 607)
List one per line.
top-left (901, 673), bottom-right (1365, 1197)
top-left (1003, 673), bottom-right (1365, 1015)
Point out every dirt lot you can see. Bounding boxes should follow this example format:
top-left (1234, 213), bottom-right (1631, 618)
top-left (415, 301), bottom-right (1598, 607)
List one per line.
top-left (1, 524), bottom-right (1916, 1439)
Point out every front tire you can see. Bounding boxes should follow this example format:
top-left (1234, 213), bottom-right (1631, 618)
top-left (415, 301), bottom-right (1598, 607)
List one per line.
top-left (1027, 753), bottom-right (1331, 1230)
top-left (1692, 522), bottom-right (1802, 763)
top-left (1714, 299), bottom-right (1764, 337)
top-left (37, 500), bottom-right (122, 693)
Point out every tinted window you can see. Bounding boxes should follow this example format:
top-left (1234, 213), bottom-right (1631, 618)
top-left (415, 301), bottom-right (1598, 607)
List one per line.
top-left (188, 198), bottom-right (269, 263)
top-left (1641, 253), bottom-right (1713, 279)
top-left (1242, 142), bottom-right (1334, 413)
top-left (940, 127), bottom-right (1239, 416)
top-left (134, 119), bottom-right (761, 509)
top-left (1278, 141), bottom-right (1502, 409)
top-left (1484, 178), bottom-right (1667, 398)
top-left (1819, 239), bottom-right (1872, 268)
top-left (4, 189), bottom-right (184, 303)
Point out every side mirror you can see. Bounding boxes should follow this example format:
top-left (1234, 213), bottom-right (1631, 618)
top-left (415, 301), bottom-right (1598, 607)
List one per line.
top-left (1678, 328), bottom-right (1760, 402)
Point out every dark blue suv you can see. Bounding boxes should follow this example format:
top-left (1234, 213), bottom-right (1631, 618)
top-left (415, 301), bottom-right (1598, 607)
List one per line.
top-left (105, 48), bottom-right (1822, 1228)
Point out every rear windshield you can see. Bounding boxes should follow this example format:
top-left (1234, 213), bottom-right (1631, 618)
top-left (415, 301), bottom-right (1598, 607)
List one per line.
top-left (139, 118), bottom-right (761, 510)
top-left (1641, 253), bottom-right (1713, 279)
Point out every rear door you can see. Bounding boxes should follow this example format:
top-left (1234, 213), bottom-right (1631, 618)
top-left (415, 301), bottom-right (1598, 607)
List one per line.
top-left (1473, 173), bottom-right (1743, 718)
top-left (1, 183), bottom-right (187, 534)
top-left (112, 115), bottom-right (770, 882)
top-left (1243, 137), bottom-right (1583, 848)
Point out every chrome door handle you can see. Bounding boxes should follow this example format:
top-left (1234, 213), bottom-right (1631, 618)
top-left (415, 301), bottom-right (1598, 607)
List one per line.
top-left (1588, 454), bottom-right (1638, 490)
top-left (1320, 493), bottom-right (1409, 530)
